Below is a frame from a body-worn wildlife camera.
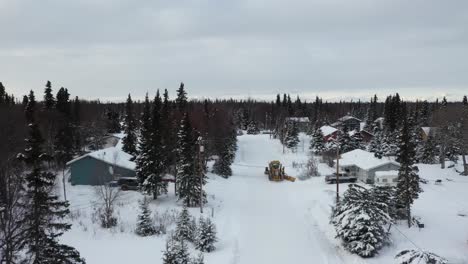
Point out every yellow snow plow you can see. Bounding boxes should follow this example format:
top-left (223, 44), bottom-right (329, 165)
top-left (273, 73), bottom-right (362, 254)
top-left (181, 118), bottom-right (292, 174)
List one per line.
top-left (264, 161), bottom-right (296, 182)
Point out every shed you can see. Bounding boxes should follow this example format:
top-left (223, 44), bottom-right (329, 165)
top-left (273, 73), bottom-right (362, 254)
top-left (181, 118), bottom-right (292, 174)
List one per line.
top-left (67, 147), bottom-right (136, 185)
top-left (375, 170), bottom-right (399, 186)
top-left (336, 149), bottom-right (400, 184)
top-left (320, 125), bottom-right (339, 142)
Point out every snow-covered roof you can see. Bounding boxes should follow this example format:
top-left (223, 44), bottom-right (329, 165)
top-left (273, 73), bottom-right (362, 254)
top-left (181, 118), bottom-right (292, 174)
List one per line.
top-left (320, 125), bottom-right (337, 137)
top-left (337, 149), bottom-right (400, 171)
top-left (338, 115), bottom-right (362, 122)
top-left (375, 170), bottom-right (399, 177)
top-left (66, 147), bottom-right (135, 170)
top-left (286, 117), bottom-right (310, 122)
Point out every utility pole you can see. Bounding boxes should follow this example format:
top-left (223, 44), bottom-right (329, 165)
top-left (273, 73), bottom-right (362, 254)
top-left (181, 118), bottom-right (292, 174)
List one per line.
top-left (197, 136), bottom-right (204, 213)
top-left (336, 146), bottom-right (340, 203)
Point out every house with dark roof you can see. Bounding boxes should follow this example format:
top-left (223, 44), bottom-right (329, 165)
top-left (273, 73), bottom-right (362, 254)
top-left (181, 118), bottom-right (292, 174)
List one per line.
top-left (332, 115), bottom-right (362, 131)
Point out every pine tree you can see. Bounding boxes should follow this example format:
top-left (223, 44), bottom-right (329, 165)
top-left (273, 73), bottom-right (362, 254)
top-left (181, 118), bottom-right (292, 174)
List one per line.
top-left (338, 128), bottom-right (354, 153)
top-left (246, 120), bottom-right (259, 135)
top-left (176, 82), bottom-right (188, 111)
top-left (18, 115), bottom-right (84, 263)
top-left (135, 197), bottom-right (157, 236)
top-left (162, 235), bottom-right (179, 264)
top-left (418, 135), bottom-right (437, 164)
top-left (213, 146), bottom-right (233, 178)
top-left (176, 114), bottom-right (206, 207)
top-left (43, 81), bottom-right (55, 110)
top-left (368, 129), bottom-right (384, 158)
top-left (175, 206), bottom-right (194, 242)
top-left (396, 114), bottom-right (422, 227)
top-left (106, 110), bottom-right (121, 133)
top-left (25, 90), bottom-right (36, 123)
top-left (331, 184), bottom-right (391, 258)
top-left (22, 95), bottom-right (29, 109)
top-left (122, 94), bottom-right (138, 157)
top-left (135, 94), bottom-right (153, 188)
top-left (195, 217), bottom-right (217, 253)
top-left (56, 87), bottom-right (71, 116)
top-left (284, 121), bottom-right (299, 150)
top-left (395, 249), bottom-right (448, 264)
top-left (0, 82), bottom-right (5, 105)
top-left (310, 128), bottom-right (326, 154)
top-left (142, 91), bottom-right (167, 198)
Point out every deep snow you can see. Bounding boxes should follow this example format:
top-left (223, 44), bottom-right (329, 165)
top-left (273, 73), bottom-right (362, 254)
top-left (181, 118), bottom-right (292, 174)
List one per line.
top-left (60, 133), bottom-right (468, 263)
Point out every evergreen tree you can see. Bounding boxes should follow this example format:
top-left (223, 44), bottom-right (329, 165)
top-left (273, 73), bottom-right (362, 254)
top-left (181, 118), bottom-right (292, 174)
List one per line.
top-left (310, 128), bottom-right (326, 154)
top-left (148, 91), bottom-right (168, 197)
top-left (56, 87), bottom-right (71, 116)
top-left (135, 197), bottom-right (157, 236)
top-left (25, 90), bottom-right (36, 123)
top-left (162, 235), bottom-right (185, 264)
top-left (395, 249), bottom-right (448, 264)
top-left (213, 147), bottom-right (233, 178)
top-left (176, 114), bottom-right (207, 207)
top-left (195, 217), bottom-right (217, 253)
top-left (368, 129), bottom-right (384, 158)
top-left (122, 94), bottom-right (138, 157)
top-left (246, 120), bottom-right (259, 135)
top-left (0, 82), bottom-right (5, 105)
top-left (175, 206), bottom-right (194, 242)
top-left (331, 184), bottom-right (391, 258)
top-left (176, 82), bottom-right (188, 111)
top-left (43, 81), bottom-right (55, 109)
top-left (18, 117), bottom-right (84, 263)
top-left (22, 95), bottom-right (29, 109)
top-left (371, 185), bottom-right (398, 220)
top-left (284, 121), bottom-right (299, 150)
top-left (350, 131), bottom-right (365, 151)
top-left (418, 135), bottom-right (437, 164)
top-left (396, 114), bottom-right (422, 227)
top-left (106, 110), bottom-right (121, 133)
top-left (338, 128), bottom-right (355, 153)
top-left (381, 131), bottom-right (399, 157)
top-left (135, 94), bottom-right (153, 188)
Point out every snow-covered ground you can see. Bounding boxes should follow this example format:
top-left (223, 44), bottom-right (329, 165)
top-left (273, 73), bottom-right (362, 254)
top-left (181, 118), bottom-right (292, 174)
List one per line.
top-left (60, 133), bottom-right (468, 263)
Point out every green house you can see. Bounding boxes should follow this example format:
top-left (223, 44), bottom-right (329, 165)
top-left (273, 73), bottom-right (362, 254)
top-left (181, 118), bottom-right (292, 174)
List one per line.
top-left (67, 147), bottom-right (136, 185)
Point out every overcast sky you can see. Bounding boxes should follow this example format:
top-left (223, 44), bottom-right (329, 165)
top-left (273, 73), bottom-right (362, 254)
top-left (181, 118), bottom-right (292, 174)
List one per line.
top-left (1, 0), bottom-right (467, 102)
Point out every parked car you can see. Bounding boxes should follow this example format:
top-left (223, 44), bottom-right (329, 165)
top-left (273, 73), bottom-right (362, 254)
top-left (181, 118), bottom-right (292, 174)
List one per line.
top-left (110, 177), bottom-right (139, 191)
top-left (325, 173), bottom-right (357, 184)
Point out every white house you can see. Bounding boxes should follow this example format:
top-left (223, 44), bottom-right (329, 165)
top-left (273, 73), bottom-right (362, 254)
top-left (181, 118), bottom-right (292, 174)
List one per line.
top-left (374, 171), bottom-right (399, 186)
top-left (336, 149), bottom-right (400, 184)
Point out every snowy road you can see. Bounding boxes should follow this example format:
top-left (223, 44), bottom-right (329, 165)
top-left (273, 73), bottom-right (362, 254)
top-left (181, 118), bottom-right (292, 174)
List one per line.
top-left (212, 134), bottom-right (349, 264)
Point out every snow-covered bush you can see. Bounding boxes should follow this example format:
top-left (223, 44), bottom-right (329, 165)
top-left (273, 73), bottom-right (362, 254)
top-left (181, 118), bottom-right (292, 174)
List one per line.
top-left (154, 209), bottom-right (178, 235)
top-left (162, 234), bottom-right (190, 264)
top-left (299, 156), bottom-right (319, 180)
top-left (331, 184), bottom-right (391, 257)
top-left (195, 217), bottom-right (217, 252)
top-left (395, 249), bottom-right (447, 264)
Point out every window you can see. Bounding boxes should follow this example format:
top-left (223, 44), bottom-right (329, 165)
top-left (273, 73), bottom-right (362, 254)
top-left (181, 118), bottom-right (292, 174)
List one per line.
top-left (382, 179), bottom-right (387, 182)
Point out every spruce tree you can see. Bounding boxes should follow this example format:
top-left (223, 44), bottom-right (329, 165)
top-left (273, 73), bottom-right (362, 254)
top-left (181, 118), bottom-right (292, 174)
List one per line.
top-left (135, 197), bottom-right (157, 236)
top-left (213, 146), bottom-right (233, 178)
top-left (135, 94), bottom-right (153, 188)
top-left (176, 114), bottom-right (206, 207)
top-left (122, 94), bottom-right (138, 157)
top-left (136, 92), bottom-right (167, 199)
top-left (419, 135), bottom-right (437, 164)
top-left (22, 95), bottom-right (29, 109)
top-left (25, 90), bottom-right (36, 123)
top-left (56, 87), bottom-right (71, 116)
top-left (43, 81), bottom-right (55, 109)
top-left (331, 184), bottom-right (391, 257)
top-left (368, 129), bottom-right (384, 158)
top-left (396, 114), bottom-right (422, 227)
top-left (54, 87), bottom-right (74, 170)
top-left (246, 120), bottom-right (259, 135)
top-left (395, 249), bottom-right (448, 264)
top-left (0, 82), bottom-right (5, 105)
top-left (106, 110), bottom-right (121, 133)
top-left (285, 121), bottom-right (299, 150)
top-left (175, 206), bottom-right (194, 242)
top-left (310, 128), bottom-right (326, 154)
top-left (195, 217), bottom-right (217, 253)
top-left (18, 114), bottom-right (84, 263)
top-left (176, 82), bottom-right (188, 111)
top-left (162, 235), bottom-right (179, 264)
